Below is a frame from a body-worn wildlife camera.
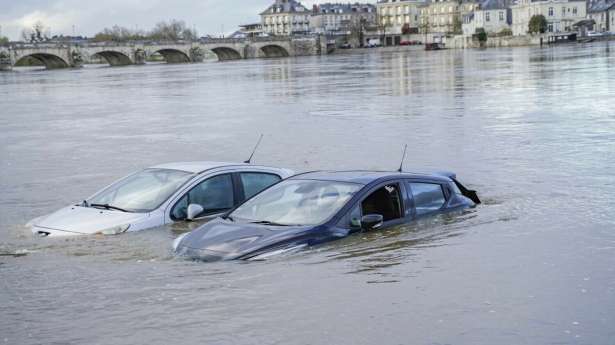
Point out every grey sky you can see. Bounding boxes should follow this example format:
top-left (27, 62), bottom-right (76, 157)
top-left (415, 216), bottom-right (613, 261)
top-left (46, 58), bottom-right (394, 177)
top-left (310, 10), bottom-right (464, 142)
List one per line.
top-left (0, 0), bottom-right (323, 40)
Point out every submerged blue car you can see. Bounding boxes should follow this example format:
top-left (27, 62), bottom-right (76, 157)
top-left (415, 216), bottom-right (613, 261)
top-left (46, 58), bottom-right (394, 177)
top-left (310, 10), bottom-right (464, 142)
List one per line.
top-left (173, 170), bottom-right (480, 261)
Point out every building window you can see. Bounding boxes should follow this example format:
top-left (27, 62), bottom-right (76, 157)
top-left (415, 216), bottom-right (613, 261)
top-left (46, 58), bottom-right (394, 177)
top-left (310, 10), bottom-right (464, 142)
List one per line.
top-left (572, 7), bottom-right (577, 15)
top-left (486, 12), bottom-right (490, 21)
top-left (548, 23), bottom-right (553, 32)
top-left (499, 11), bottom-right (504, 21)
top-left (548, 7), bottom-right (553, 16)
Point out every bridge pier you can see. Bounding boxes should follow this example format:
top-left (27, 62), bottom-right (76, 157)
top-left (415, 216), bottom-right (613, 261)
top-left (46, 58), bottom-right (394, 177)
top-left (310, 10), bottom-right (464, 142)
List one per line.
top-left (0, 49), bottom-right (11, 71)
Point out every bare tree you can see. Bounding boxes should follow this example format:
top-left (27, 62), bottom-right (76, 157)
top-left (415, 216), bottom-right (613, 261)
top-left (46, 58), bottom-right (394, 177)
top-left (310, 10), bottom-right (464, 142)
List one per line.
top-left (149, 20), bottom-right (197, 41)
top-left (93, 25), bottom-right (145, 42)
top-left (22, 21), bottom-right (49, 43)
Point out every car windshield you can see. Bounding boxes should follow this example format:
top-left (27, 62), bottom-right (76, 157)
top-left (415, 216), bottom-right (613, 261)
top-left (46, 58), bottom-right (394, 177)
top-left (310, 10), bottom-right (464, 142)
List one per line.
top-left (231, 179), bottom-right (362, 226)
top-left (88, 169), bottom-right (194, 213)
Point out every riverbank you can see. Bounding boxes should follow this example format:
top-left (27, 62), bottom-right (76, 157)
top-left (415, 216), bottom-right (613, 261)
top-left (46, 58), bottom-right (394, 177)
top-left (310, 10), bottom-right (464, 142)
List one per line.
top-left (334, 33), bottom-right (615, 53)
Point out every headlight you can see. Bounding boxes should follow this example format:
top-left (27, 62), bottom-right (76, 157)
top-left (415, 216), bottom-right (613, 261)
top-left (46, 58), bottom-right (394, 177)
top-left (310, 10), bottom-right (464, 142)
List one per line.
top-left (173, 233), bottom-right (189, 251)
top-left (97, 224), bottom-right (130, 236)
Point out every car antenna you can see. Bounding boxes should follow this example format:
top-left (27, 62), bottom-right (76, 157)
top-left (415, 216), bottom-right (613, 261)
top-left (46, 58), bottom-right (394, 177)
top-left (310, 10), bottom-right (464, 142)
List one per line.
top-left (244, 134), bottom-right (264, 164)
top-left (398, 144), bottom-right (408, 173)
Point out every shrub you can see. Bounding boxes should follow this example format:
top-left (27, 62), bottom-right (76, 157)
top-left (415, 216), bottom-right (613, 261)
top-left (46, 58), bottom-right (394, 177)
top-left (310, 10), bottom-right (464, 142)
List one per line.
top-left (528, 15), bottom-right (547, 34)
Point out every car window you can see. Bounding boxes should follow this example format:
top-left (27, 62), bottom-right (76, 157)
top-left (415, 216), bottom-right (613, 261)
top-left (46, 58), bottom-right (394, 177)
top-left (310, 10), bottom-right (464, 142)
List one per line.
top-left (409, 183), bottom-right (446, 215)
top-left (89, 169), bottom-right (193, 213)
top-left (361, 184), bottom-right (402, 222)
top-left (240, 173), bottom-right (281, 200)
top-left (171, 174), bottom-right (234, 220)
top-left (231, 179), bottom-right (361, 227)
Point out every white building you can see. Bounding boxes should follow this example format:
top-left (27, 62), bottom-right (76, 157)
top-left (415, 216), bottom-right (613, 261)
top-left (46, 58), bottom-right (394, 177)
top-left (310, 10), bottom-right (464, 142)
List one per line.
top-left (463, 0), bottom-right (512, 36)
top-left (377, 0), bottom-right (427, 35)
top-left (261, 0), bottom-right (310, 36)
top-left (511, 0), bottom-right (587, 36)
top-left (588, 0), bottom-right (615, 32)
top-left (419, 0), bottom-right (480, 35)
top-left (310, 3), bottom-right (377, 34)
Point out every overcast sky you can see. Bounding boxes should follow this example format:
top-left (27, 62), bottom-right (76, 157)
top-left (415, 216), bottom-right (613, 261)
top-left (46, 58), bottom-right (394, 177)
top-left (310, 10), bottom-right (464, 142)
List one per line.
top-left (0, 0), bottom-right (325, 40)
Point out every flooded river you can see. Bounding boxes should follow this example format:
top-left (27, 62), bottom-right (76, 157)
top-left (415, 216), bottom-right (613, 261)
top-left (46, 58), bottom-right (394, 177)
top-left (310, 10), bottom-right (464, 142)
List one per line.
top-left (1, 43), bottom-right (614, 345)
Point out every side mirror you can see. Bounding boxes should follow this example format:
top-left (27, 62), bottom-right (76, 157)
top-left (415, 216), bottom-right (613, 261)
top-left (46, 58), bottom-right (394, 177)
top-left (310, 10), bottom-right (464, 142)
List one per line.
top-left (361, 214), bottom-right (384, 231)
top-left (186, 204), bottom-right (204, 221)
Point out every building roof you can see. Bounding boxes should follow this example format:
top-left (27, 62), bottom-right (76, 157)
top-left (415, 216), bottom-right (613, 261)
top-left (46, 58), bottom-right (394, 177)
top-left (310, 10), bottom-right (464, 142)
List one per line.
top-left (290, 170), bottom-right (453, 185)
top-left (315, 3), bottom-right (376, 14)
top-left (260, 0), bottom-right (309, 15)
top-left (588, 0), bottom-right (615, 12)
top-left (479, 0), bottom-right (510, 10)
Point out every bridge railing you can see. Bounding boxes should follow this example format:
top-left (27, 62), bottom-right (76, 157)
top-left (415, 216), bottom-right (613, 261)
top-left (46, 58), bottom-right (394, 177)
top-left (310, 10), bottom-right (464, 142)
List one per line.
top-left (9, 42), bottom-right (71, 49)
top-left (249, 36), bottom-right (292, 43)
top-left (199, 38), bottom-right (248, 44)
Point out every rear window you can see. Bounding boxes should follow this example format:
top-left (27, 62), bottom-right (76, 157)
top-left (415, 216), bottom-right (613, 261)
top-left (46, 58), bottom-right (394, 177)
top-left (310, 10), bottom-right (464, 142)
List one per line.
top-left (409, 183), bottom-right (446, 216)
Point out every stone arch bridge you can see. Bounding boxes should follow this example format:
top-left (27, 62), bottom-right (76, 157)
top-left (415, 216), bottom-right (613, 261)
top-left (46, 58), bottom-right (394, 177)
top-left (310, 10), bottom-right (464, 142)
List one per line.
top-left (0, 37), bottom-right (327, 70)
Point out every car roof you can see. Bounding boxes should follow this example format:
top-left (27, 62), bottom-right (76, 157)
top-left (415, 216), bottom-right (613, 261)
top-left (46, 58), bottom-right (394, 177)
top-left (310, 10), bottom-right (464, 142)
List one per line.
top-left (289, 170), bottom-right (453, 185)
top-left (147, 161), bottom-right (289, 174)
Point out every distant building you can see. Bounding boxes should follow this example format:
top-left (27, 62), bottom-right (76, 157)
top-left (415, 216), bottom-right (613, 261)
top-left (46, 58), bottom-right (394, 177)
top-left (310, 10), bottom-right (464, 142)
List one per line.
top-left (310, 3), bottom-right (377, 35)
top-left (419, 0), bottom-right (480, 35)
top-left (462, 0), bottom-right (512, 36)
top-left (261, 0), bottom-right (310, 36)
top-left (588, 0), bottom-right (615, 32)
top-left (510, 0), bottom-right (587, 35)
top-left (48, 35), bottom-right (89, 44)
top-left (377, 0), bottom-right (426, 35)
top-left (239, 23), bottom-right (266, 38)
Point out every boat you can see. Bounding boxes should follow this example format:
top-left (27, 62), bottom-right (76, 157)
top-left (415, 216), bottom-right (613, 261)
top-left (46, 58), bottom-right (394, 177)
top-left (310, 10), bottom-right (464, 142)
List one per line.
top-left (425, 43), bottom-right (445, 51)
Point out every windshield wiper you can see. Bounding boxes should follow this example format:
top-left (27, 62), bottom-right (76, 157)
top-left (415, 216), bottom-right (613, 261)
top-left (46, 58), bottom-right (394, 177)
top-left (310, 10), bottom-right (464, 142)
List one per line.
top-left (250, 220), bottom-right (291, 227)
top-left (90, 204), bottom-right (132, 213)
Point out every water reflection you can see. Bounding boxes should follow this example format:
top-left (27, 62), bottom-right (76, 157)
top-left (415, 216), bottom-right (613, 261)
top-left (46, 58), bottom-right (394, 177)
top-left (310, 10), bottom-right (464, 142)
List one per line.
top-left (320, 211), bottom-right (479, 279)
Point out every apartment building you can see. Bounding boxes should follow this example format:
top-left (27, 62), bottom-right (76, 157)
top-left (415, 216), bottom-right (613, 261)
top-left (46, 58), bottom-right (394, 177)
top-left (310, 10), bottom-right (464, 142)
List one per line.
top-left (419, 0), bottom-right (480, 35)
top-left (511, 0), bottom-right (586, 35)
top-left (310, 3), bottom-right (377, 34)
top-left (463, 0), bottom-right (512, 35)
top-left (377, 0), bottom-right (427, 34)
top-left (261, 0), bottom-right (311, 36)
top-left (588, 0), bottom-right (615, 32)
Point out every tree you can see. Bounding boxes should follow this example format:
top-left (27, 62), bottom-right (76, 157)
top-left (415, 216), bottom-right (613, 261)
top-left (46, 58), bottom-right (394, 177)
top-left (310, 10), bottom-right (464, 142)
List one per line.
top-left (21, 21), bottom-right (49, 43)
top-left (92, 25), bottom-right (144, 42)
top-left (420, 17), bottom-right (430, 43)
top-left (344, 17), bottom-right (368, 47)
top-left (528, 15), bottom-right (548, 34)
top-left (452, 15), bottom-right (462, 35)
top-left (0, 36), bottom-right (8, 45)
top-left (149, 20), bottom-right (197, 41)
top-left (475, 28), bottom-right (487, 42)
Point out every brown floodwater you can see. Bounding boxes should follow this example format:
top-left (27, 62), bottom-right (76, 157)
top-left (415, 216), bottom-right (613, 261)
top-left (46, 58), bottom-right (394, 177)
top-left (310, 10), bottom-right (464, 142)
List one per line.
top-left (1, 43), bottom-right (614, 345)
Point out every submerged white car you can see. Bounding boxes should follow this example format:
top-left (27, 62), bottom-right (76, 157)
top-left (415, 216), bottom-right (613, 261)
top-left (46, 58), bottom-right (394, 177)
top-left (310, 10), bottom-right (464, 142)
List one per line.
top-left (28, 162), bottom-right (294, 237)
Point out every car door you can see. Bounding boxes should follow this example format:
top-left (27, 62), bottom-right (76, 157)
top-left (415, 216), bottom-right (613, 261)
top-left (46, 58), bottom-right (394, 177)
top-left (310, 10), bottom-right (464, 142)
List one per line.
top-left (337, 180), bottom-right (410, 232)
top-left (169, 173), bottom-right (237, 222)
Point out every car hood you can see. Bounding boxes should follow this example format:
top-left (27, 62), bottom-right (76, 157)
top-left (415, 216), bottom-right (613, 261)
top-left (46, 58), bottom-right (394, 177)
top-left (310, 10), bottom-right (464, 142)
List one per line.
top-left (176, 218), bottom-right (313, 261)
top-left (32, 205), bottom-right (147, 236)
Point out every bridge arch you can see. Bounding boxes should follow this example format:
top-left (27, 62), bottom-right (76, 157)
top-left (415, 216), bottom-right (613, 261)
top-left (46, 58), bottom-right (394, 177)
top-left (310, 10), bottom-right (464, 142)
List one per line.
top-left (210, 47), bottom-right (242, 61)
top-left (259, 45), bottom-right (290, 58)
top-left (152, 48), bottom-right (191, 63)
top-left (91, 50), bottom-right (133, 66)
top-left (15, 53), bottom-right (69, 69)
